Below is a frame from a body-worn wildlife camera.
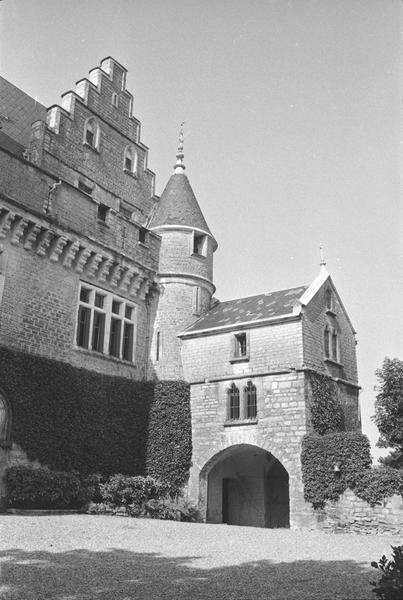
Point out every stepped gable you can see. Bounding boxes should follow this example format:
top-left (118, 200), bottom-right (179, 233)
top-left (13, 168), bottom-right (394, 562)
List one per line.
top-left (149, 173), bottom-right (212, 235)
top-left (0, 77), bottom-right (46, 146)
top-left (183, 285), bottom-right (308, 333)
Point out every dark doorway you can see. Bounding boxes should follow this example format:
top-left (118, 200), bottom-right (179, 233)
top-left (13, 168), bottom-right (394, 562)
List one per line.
top-left (206, 445), bottom-right (289, 528)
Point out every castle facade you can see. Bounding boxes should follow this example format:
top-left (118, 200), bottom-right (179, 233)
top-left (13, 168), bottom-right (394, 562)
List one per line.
top-left (0, 58), bottom-right (360, 527)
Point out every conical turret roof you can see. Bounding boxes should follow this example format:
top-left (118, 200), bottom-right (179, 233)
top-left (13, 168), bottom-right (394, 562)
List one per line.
top-left (149, 172), bottom-right (213, 236)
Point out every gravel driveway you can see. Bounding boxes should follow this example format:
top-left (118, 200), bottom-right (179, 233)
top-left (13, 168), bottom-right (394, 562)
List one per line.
top-left (0, 515), bottom-right (400, 600)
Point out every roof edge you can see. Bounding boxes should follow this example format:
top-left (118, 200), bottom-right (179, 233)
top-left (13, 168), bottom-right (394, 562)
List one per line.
top-left (179, 312), bottom-right (301, 339)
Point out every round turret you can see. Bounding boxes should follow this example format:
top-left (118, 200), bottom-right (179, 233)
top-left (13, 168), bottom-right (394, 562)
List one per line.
top-left (148, 136), bottom-right (217, 379)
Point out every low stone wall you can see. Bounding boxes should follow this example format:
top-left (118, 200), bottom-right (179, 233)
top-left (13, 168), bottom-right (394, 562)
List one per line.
top-left (314, 489), bottom-right (403, 534)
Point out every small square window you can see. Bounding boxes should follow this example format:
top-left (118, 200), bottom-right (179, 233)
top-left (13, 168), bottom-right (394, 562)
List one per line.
top-left (112, 92), bottom-right (119, 107)
top-left (235, 333), bottom-right (247, 357)
top-left (97, 204), bottom-right (109, 222)
top-left (139, 228), bottom-right (147, 244)
top-left (193, 233), bottom-right (207, 256)
top-left (112, 300), bottom-right (121, 315)
top-left (78, 180), bottom-right (93, 195)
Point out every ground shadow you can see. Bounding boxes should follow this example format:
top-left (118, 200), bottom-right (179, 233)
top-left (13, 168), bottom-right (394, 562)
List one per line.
top-left (0, 547), bottom-right (377, 600)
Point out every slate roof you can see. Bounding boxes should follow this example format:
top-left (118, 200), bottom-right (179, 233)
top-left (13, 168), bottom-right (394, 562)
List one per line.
top-left (149, 173), bottom-right (213, 236)
top-left (183, 285), bottom-right (308, 334)
top-left (0, 76), bottom-right (47, 146)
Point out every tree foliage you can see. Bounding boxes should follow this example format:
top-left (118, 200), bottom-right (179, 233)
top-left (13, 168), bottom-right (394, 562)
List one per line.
top-left (374, 358), bottom-right (403, 468)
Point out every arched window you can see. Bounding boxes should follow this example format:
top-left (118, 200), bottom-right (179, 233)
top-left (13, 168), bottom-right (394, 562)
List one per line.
top-left (123, 146), bottom-right (138, 176)
top-left (244, 380), bottom-right (257, 419)
top-left (332, 331), bottom-right (338, 361)
top-left (324, 326), bottom-right (330, 358)
top-left (0, 393), bottom-right (11, 448)
top-left (325, 289), bottom-right (333, 311)
top-left (227, 383), bottom-right (240, 420)
top-left (84, 118), bottom-right (100, 150)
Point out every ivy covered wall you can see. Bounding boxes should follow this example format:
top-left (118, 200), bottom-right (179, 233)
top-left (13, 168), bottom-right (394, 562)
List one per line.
top-left (0, 347), bottom-right (192, 494)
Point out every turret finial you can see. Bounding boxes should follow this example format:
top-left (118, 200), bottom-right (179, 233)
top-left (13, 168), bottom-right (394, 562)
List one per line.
top-left (319, 244), bottom-right (326, 267)
top-left (174, 122), bottom-right (186, 173)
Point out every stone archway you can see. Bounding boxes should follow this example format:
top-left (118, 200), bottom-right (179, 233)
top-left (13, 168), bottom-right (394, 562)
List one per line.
top-left (200, 444), bottom-right (289, 528)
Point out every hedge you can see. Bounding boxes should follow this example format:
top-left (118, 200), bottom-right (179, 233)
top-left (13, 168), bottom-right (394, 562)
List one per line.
top-left (301, 432), bottom-right (372, 508)
top-left (4, 464), bottom-right (96, 509)
top-left (0, 347), bottom-right (191, 495)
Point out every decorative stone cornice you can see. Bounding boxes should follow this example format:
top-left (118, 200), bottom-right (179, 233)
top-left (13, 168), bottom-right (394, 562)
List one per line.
top-left (0, 203), bottom-right (157, 301)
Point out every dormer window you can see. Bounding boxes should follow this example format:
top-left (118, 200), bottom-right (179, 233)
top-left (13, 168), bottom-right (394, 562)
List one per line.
top-left (192, 232), bottom-right (207, 257)
top-left (123, 146), bottom-right (138, 176)
top-left (84, 118), bottom-right (100, 150)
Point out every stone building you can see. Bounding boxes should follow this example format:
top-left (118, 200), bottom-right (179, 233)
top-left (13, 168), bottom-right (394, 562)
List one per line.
top-left (0, 58), bottom-right (360, 528)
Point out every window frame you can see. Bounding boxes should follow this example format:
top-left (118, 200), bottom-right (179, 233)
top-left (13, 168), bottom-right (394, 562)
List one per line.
top-left (123, 145), bottom-right (138, 177)
top-left (230, 331), bottom-right (249, 363)
top-left (192, 232), bottom-right (207, 257)
top-left (75, 283), bottom-right (137, 363)
top-left (83, 117), bottom-right (101, 151)
top-left (244, 380), bottom-right (257, 419)
top-left (0, 391), bottom-right (12, 449)
top-left (227, 383), bottom-right (240, 421)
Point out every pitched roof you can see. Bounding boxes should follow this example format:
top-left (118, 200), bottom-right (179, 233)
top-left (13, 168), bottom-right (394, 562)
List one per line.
top-left (149, 173), bottom-right (213, 236)
top-left (0, 76), bottom-right (47, 146)
top-left (182, 285), bottom-right (308, 335)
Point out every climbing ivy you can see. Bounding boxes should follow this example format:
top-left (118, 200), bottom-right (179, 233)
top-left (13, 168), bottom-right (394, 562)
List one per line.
top-left (307, 371), bottom-right (345, 434)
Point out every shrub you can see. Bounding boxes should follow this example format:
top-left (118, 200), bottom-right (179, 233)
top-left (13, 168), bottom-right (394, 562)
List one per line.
top-left (371, 545), bottom-right (403, 600)
top-left (4, 465), bottom-right (93, 509)
top-left (307, 372), bottom-right (345, 434)
top-left (142, 497), bottom-right (201, 522)
top-left (301, 432), bottom-right (372, 508)
top-left (354, 467), bottom-right (403, 506)
top-left (100, 474), bottom-right (167, 509)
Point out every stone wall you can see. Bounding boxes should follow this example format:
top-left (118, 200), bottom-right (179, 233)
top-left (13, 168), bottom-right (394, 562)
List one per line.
top-left (187, 370), bottom-right (314, 528)
top-left (313, 489), bottom-right (403, 534)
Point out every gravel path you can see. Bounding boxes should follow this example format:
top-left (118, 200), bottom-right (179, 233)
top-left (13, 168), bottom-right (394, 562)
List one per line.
top-left (0, 515), bottom-right (400, 600)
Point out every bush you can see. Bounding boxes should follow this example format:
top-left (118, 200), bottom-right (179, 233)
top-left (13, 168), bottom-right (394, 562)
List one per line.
top-left (371, 545), bottom-right (403, 600)
top-left (355, 468), bottom-right (403, 506)
top-left (301, 432), bottom-right (372, 508)
top-left (142, 497), bottom-right (201, 522)
top-left (4, 465), bottom-right (94, 509)
top-left (100, 474), bottom-right (167, 510)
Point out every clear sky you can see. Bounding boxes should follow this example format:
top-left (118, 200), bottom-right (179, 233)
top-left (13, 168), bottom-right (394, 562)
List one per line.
top-left (1, 0), bottom-right (402, 458)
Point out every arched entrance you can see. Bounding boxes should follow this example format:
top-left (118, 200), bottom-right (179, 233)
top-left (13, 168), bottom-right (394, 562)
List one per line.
top-left (201, 444), bottom-right (289, 528)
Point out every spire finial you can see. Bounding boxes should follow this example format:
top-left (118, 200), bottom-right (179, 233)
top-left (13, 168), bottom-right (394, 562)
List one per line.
top-left (319, 244), bottom-right (326, 267)
top-left (174, 122), bottom-right (186, 173)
